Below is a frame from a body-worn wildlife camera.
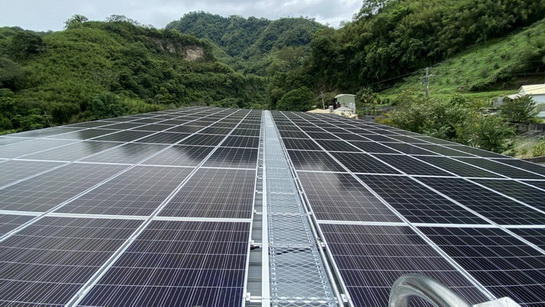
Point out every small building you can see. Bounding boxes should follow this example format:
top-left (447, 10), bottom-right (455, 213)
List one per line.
top-left (507, 84), bottom-right (545, 104)
top-left (334, 94), bottom-right (356, 112)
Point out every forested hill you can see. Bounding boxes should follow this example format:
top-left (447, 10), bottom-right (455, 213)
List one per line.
top-left (166, 12), bottom-right (325, 74)
top-left (0, 17), bottom-right (267, 133)
top-left (309, 0), bottom-right (545, 92)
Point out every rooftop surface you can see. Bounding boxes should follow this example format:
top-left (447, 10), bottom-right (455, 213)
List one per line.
top-left (1, 107), bottom-right (545, 306)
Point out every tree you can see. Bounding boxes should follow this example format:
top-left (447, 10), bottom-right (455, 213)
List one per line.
top-left (276, 87), bottom-right (314, 111)
top-left (7, 31), bottom-right (45, 60)
top-left (500, 95), bottom-right (538, 123)
top-left (65, 14), bottom-right (89, 29)
top-left (89, 93), bottom-right (128, 119)
top-left (458, 114), bottom-right (515, 153)
top-left (0, 57), bottom-right (24, 90)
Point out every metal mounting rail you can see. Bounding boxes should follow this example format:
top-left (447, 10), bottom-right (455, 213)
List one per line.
top-left (389, 274), bottom-right (521, 307)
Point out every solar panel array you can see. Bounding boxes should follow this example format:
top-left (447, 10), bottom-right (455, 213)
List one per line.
top-left (0, 106), bottom-right (544, 306)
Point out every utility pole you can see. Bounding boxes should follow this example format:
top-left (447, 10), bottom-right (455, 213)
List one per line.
top-left (422, 67), bottom-right (434, 97)
top-left (320, 91), bottom-right (325, 109)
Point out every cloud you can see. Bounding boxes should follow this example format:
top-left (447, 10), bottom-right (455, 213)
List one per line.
top-left (1, 0), bottom-right (361, 31)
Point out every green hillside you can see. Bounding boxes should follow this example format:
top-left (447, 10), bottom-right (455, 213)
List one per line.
top-left (381, 19), bottom-right (545, 101)
top-left (166, 12), bottom-right (325, 74)
top-left (0, 17), bottom-right (267, 133)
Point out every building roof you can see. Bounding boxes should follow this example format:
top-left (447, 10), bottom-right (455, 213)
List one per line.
top-left (520, 84), bottom-right (545, 95)
top-left (1, 107), bottom-right (545, 306)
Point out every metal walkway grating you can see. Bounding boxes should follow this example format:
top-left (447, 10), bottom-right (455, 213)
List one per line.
top-left (263, 111), bottom-right (336, 306)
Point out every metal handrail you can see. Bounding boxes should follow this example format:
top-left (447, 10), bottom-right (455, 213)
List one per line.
top-left (388, 274), bottom-right (471, 307)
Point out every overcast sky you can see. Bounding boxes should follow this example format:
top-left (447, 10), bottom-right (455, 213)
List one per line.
top-left (2, 0), bottom-right (362, 32)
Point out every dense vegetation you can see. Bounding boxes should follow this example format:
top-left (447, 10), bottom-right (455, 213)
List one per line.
top-left (308, 0), bottom-right (545, 92)
top-left (381, 19), bottom-right (545, 100)
top-left (0, 17), bottom-right (268, 133)
top-left (166, 12), bottom-right (324, 75)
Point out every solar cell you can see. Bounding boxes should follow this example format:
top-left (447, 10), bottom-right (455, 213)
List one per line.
top-left (471, 179), bottom-right (545, 211)
top-left (455, 157), bottom-right (544, 179)
top-left (383, 135), bottom-right (427, 144)
top-left (419, 226), bottom-right (545, 305)
top-left (165, 125), bottom-right (203, 133)
top-left (178, 134), bottom-right (225, 146)
top-left (418, 177), bottom-right (545, 225)
top-left (0, 163), bottom-right (127, 212)
top-left (132, 123), bottom-right (173, 131)
top-left (79, 221), bottom-right (249, 307)
top-left (160, 168), bottom-right (255, 218)
top-left (288, 150), bottom-right (345, 172)
top-left (348, 141), bottom-right (399, 154)
top-left (133, 132), bottom-right (190, 144)
top-left (0, 214), bottom-right (35, 236)
top-left (373, 154), bottom-right (452, 176)
top-left (23, 140), bottom-right (122, 161)
top-left (0, 160), bottom-right (63, 187)
top-left (0, 139), bottom-right (76, 159)
top-left (203, 147), bottom-right (258, 168)
top-left (279, 130), bottom-right (309, 138)
top-left (0, 137), bottom-right (28, 146)
top-left (46, 128), bottom-right (118, 140)
top-left (331, 152), bottom-right (402, 174)
top-left (0, 217), bottom-right (141, 306)
top-left (358, 134), bottom-right (397, 142)
top-left (490, 158), bottom-right (545, 176)
top-left (66, 120), bottom-right (112, 128)
top-left (222, 136), bottom-right (259, 148)
top-left (93, 130), bottom-right (152, 142)
top-left (81, 143), bottom-right (168, 164)
top-left (509, 228), bottom-right (545, 250)
top-left (298, 172), bottom-right (401, 222)
top-left (281, 138), bottom-right (321, 150)
top-left (414, 144), bottom-right (473, 156)
top-left (100, 122), bottom-right (146, 130)
top-left (57, 166), bottom-right (194, 216)
top-left (230, 128), bottom-right (260, 137)
top-left (523, 180), bottom-right (545, 190)
top-left (357, 175), bottom-right (487, 224)
top-left (320, 224), bottom-right (489, 306)
top-left (9, 126), bottom-right (81, 138)
top-left (445, 145), bottom-right (507, 158)
top-left (141, 145), bottom-right (214, 166)
top-left (380, 143), bottom-right (438, 155)
top-left (316, 139), bottom-right (361, 152)
top-left (414, 156), bottom-right (503, 178)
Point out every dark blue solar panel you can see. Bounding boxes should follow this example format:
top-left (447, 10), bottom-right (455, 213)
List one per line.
top-left (159, 168), bottom-right (255, 218)
top-left (320, 224), bottom-right (489, 306)
top-left (419, 226), bottom-right (545, 306)
top-left (298, 172), bottom-right (401, 222)
top-left (418, 177), bottom-right (545, 225)
top-left (0, 217), bottom-right (141, 306)
top-left (80, 221), bottom-right (249, 307)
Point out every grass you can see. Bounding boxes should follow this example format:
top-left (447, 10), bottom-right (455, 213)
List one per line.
top-left (380, 19), bottom-right (545, 104)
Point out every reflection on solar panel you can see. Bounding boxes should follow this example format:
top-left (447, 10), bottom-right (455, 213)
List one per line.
top-left (1, 106), bottom-right (545, 306)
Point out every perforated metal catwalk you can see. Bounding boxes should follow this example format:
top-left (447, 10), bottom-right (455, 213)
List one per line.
top-left (1, 107), bottom-right (545, 306)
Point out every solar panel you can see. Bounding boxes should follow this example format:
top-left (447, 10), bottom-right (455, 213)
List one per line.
top-left (57, 166), bottom-right (194, 215)
top-left (419, 226), bottom-right (545, 305)
top-left (0, 214), bottom-right (35, 236)
top-left (298, 172), bottom-right (401, 222)
top-left (320, 224), bottom-right (489, 306)
top-left (418, 177), bottom-right (545, 225)
top-left (357, 175), bottom-right (487, 224)
top-left (0, 160), bottom-right (63, 186)
top-left (79, 221), bottom-right (249, 307)
top-left (0, 217), bottom-right (142, 306)
top-left (2, 107), bottom-right (545, 306)
top-left (0, 163), bottom-right (127, 212)
top-left (159, 168), bottom-right (255, 218)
